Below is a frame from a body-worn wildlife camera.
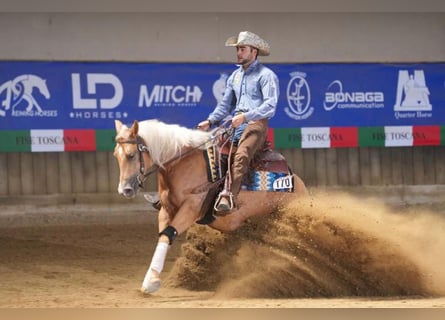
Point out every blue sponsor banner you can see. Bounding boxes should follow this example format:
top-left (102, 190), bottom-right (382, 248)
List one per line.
top-left (1, 61), bottom-right (444, 130)
top-left (275, 63), bottom-right (445, 127)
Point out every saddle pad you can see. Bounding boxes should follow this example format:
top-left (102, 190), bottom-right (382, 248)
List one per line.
top-left (244, 171), bottom-right (293, 192)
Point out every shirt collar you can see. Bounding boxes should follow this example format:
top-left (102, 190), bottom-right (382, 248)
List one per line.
top-left (236, 59), bottom-right (259, 73)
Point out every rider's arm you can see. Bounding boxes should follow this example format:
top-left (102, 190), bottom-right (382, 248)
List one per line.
top-left (207, 73), bottom-right (237, 125)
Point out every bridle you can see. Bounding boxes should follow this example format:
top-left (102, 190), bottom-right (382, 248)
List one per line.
top-left (116, 135), bottom-right (159, 188)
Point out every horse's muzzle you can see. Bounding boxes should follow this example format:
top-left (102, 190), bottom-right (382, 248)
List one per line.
top-left (121, 187), bottom-right (136, 198)
top-left (118, 179), bottom-right (138, 199)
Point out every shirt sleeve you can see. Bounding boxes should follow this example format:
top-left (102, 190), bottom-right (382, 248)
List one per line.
top-left (207, 73), bottom-right (237, 123)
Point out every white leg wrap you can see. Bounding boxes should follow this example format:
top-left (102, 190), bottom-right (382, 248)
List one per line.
top-left (141, 241), bottom-right (169, 294)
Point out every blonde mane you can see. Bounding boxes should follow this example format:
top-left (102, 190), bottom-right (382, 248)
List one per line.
top-left (137, 119), bottom-right (214, 167)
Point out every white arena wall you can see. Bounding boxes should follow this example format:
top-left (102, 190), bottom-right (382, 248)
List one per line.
top-left (0, 12), bottom-right (444, 63)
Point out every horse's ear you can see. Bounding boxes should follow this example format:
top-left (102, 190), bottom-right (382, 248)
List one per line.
top-left (115, 120), bottom-right (123, 133)
top-left (130, 120), bottom-right (139, 135)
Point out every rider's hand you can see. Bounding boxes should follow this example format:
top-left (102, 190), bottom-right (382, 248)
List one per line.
top-left (231, 113), bottom-right (246, 128)
top-left (197, 120), bottom-right (211, 131)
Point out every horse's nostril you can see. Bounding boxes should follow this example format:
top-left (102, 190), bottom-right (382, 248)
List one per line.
top-left (123, 188), bottom-right (134, 197)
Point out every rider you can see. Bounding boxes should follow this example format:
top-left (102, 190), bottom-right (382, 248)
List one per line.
top-left (197, 31), bottom-right (279, 212)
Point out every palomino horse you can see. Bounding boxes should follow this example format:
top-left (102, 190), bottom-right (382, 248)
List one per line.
top-left (114, 119), bottom-right (307, 294)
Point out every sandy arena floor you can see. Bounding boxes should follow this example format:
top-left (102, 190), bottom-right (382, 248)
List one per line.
top-left (1, 189), bottom-right (445, 308)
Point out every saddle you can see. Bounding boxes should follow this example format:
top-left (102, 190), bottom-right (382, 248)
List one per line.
top-left (196, 139), bottom-right (295, 224)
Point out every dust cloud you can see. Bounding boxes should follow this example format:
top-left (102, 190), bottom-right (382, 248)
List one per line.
top-left (167, 191), bottom-right (445, 298)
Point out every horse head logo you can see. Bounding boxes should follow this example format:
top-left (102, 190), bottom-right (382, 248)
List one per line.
top-left (0, 74), bottom-right (51, 116)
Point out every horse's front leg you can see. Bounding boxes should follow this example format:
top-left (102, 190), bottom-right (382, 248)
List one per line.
top-left (140, 201), bottom-right (199, 294)
top-left (140, 206), bottom-right (170, 294)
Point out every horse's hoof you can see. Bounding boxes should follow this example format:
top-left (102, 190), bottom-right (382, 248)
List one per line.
top-left (140, 279), bottom-right (161, 294)
top-left (144, 193), bottom-right (162, 211)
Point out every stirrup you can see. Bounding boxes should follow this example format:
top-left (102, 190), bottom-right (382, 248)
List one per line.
top-left (214, 191), bottom-right (235, 212)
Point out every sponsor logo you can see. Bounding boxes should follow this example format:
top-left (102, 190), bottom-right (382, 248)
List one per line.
top-left (70, 73), bottom-right (126, 119)
top-left (212, 73), bottom-right (228, 104)
top-left (15, 135), bottom-right (79, 146)
top-left (0, 74), bottom-right (57, 117)
top-left (371, 131), bottom-right (426, 142)
top-left (302, 132), bottom-right (346, 143)
top-left (138, 83), bottom-right (203, 108)
top-left (394, 70), bottom-right (432, 120)
top-left (285, 71), bottom-right (314, 120)
top-left (323, 80), bottom-right (384, 110)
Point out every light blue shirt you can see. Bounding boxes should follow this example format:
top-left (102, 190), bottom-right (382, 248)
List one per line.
top-left (208, 60), bottom-right (279, 124)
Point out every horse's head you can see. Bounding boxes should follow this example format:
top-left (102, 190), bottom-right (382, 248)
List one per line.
top-left (39, 80), bottom-right (51, 99)
top-left (114, 119), bottom-right (145, 199)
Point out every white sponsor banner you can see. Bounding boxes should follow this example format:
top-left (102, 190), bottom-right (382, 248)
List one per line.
top-left (301, 127), bottom-right (330, 149)
top-left (30, 130), bottom-right (65, 152)
top-left (384, 126), bottom-right (413, 147)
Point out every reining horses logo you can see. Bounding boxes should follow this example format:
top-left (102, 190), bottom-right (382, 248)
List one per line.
top-left (0, 74), bottom-right (51, 116)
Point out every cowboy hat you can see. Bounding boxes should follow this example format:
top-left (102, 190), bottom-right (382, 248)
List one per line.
top-left (225, 31), bottom-right (270, 56)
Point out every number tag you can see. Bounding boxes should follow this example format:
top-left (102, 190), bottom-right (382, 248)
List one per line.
top-left (273, 175), bottom-right (293, 191)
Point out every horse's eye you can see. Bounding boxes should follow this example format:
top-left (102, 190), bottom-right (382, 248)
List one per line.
top-left (127, 153), bottom-right (136, 159)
